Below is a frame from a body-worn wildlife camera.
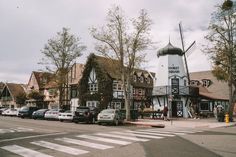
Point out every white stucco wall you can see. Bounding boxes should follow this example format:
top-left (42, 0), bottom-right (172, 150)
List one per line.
top-left (155, 54), bottom-right (188, 86)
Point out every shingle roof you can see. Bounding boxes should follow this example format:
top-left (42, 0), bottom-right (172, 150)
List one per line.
top-left (6, 83), bottom-right (26, 100)
top-left (94, 55), bottom-right (155, 80)
top-left (190, 70), bottom-right (229, 100)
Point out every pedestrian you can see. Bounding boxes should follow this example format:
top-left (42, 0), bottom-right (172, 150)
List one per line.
top-left (163, 106), bottom-right (168, 121)
top-left (213, 106), bottom-right (218, 119)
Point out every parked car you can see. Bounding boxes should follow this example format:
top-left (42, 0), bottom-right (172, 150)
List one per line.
top-left (32, 109), bottom-right (49, 120)
top-left (18, 106), bottom-right (39, 118)
top-left (0, 108), bottom-right (7, 115)
top-left (2, 108), bottom-right (18, 116)
top-left (58, 110), bottom-right (74, 122)
top-left (44, 109), bottom-right (65, 120)
top-left (73, 106), bottom-right (98, 124)
top-left (97, 109), bottom-right (124, 126)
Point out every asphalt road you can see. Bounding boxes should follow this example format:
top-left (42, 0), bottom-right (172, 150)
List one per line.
top-left (0, 116), bottom-right (235, 157)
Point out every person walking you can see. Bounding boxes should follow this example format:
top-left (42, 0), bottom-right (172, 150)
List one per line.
top-left (163, 106), bottom-right (168, 121)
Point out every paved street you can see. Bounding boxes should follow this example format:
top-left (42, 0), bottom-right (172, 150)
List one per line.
top-left (0, 116), bottom-right (236, 157)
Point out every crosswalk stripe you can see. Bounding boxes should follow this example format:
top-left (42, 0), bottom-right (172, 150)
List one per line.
top-left (56, 137), bottom-right (113, 150)
top-left (14, 127), bottom-right (34, 132)
top-left (139, 130), bottom-right (186, 135)
top-left (145, 128), bottom-right (201, 134)
top-left (111, 131), bottom-right (164, 139)
top-left (31, 141), bottom-right (88, 155)
top-left (77, 135), bottom-right (132, 145)
top-left (95, 133), bottom-right (150, 142)
top-left (127, 130), bottom-right (175, 137)
top-left (147, 129), bottom-right (198, 134)
top-left (0, 129), bottom-right (15, 134)
top-left (1, 145), bottom-right (53, 157)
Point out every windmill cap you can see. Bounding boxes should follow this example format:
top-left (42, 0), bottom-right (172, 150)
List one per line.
top-left (157, 42), bottom-right (183, 57)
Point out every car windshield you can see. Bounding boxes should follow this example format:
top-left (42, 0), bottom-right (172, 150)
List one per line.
top-left (20, 106), bottom-right (28, 111)
top-left (37, 109), bottom-right (47, 112)
top-left (64, 110), bottom-right (71, 113)
top-left (101, 109), bottom-right (115, 114)
top-left (77, 107), bottom-right (89, 112)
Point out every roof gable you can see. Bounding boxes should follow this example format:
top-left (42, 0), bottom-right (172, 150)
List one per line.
top-left (27, 71), bottom-right (55, 90)
top-left (6, 83), bottom-right (26, 100)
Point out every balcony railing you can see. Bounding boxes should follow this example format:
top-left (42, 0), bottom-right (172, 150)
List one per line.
top-left (152, 86), bottom-right (199, 96)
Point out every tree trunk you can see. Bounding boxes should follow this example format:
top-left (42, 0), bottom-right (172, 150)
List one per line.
top-left (125, 75), bottom-right (131, 121)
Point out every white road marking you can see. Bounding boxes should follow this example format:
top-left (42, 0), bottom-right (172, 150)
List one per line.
top-left (56, 137), bottom-right (113, 150)
top-left (31, 141), bottom-right (88, 155)
top-left (96, 133), bottom-right (150, 142)
top-left (0, 129), bottom-right (15, 133)
top-left (127, 130), bottom-right (175, 137)
top-left (139, 130), bottom-right (186, 135)
top-left (111, 131), bottom-right (164, 139)
top-left (77, 135), bottom-right (132, 145)
top-left (14, 127), bottom-right (34, 132)
top-left (0, 132), bottom-right (68, 143)
top-left (0, 127), bottom-right (34, 134)
top-left (1, 145), bottom-right (53, 157)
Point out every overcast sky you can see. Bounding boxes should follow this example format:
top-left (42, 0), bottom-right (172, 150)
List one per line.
top-left (0, 0), bottom-right (222, 83)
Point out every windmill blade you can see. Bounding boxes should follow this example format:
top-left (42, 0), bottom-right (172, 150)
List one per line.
top-left (185, 41), bottom-right (196, 57)
top-left (179, 22), bottom-right (185, 51)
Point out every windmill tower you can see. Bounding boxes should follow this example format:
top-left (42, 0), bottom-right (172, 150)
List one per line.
top-left (152, 23), bottom-right (197, 118)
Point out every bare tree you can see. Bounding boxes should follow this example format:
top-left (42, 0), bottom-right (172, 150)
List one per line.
top-left (205, 0), bottom-right (236, 120)
top-left (91, 6), bottom-right (152, 120)
top-left (40, 28), bottom-right (86, 108)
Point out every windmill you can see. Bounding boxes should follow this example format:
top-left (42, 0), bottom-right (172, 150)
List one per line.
top-left (179, 22), bottom-right (196, 85)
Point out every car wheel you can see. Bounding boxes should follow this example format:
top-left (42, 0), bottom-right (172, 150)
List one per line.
top-left (60, 119), bottom-right (63, 122)
top-left (114, 119), bottom-right (119, 126)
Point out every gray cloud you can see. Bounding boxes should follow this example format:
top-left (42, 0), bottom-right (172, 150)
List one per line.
top-left (0, 0), bottom-right (222, 83)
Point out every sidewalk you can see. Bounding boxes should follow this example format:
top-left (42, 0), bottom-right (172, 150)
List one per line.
top-left (126, 118), bottom-right (236, 129)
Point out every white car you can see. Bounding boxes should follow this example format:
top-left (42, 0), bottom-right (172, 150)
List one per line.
top-left (58, 110), bottom-right (74, 122)
top-left (97, 109), bottom-right (124, 126)
top-left (2, 108), bottom-right (19, 116)
top-left (44, 109), bottom-right (65, 120)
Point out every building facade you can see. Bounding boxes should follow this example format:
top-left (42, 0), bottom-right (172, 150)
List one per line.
top-left (78, 54), bottom-right (155, 110)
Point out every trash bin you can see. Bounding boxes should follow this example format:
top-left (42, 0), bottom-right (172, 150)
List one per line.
top-left (130, 109), bottom-right (138, 120)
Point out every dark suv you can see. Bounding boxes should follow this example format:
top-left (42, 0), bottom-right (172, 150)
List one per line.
top-left (18, 106), bottom-right (39, 118)
top-left (73, 106), bottom-right (99, 124)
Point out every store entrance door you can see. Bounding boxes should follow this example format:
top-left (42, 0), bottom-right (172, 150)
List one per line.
top-left (171, 101), bottom-right (183, 117)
